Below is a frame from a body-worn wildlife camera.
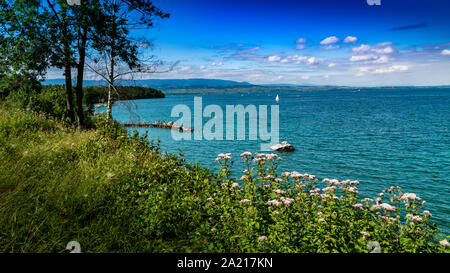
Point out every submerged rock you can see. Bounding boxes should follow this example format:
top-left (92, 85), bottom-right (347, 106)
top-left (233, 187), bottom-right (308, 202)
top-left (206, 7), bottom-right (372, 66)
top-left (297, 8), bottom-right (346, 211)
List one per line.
top-left (270, 141), bottom-right (295, 152)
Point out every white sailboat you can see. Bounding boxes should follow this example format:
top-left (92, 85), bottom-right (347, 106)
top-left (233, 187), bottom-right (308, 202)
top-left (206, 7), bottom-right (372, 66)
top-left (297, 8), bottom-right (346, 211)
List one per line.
top-left (275, 94), bottom-right (280, 103)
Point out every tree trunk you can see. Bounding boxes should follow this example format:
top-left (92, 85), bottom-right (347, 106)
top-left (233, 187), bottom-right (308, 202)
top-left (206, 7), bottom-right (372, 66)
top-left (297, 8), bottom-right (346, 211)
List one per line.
top-left (106, 2), bottom-right (116, 121)
top-left (64, 65), bottom-right (75, 124)
top-left (62, 6), bottom-right (74, 124)
top-left (106, 86), bottom-right (113, 120)
top-left (75, 25), bottom-right (87, 129)
top-left (107, 48), bottom-right (114, 120)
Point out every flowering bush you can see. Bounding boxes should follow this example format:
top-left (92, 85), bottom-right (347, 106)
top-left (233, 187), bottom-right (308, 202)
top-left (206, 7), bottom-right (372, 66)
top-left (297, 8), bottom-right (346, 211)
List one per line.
top-left (197, 152), bottom-right (449, 253)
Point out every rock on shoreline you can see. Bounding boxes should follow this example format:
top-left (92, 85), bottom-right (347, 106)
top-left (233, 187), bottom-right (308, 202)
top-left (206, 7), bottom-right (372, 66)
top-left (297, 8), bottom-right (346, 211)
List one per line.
top-left (270, 141), bottom-right (295, 152)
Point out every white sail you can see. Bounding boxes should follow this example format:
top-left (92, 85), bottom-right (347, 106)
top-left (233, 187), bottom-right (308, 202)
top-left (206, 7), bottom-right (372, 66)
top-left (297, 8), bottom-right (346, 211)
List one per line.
top-left (275, 94), bottom-right (280, 102)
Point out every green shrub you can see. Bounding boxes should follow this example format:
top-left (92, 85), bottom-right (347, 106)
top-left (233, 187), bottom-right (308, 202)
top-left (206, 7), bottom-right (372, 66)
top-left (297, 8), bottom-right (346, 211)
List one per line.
top-left (3, 83), bottom-right (97, 126)
top-left (3, 82), bottom-right (68, 122)
top-left (0, 73), bottom-right (41, 99)
top-left (31, 85), bottom-right (69, 122)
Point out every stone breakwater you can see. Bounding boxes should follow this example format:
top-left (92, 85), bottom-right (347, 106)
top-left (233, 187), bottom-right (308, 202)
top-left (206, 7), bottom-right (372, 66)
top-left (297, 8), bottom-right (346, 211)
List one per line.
top-left (122, 121), bottom-right (194, 132)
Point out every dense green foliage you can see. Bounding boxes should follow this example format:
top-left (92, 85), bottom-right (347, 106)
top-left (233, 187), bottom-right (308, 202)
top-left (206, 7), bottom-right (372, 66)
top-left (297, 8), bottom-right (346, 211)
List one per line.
top-left (0, 0), bottom-right (53, 78)
top-left (84, 85), bottom-right (165, 105)
top-left (0, 0), bottom-right (169, 127)
top-left (2, 83), bottom-right (94, 126)
top-left (0, 79), bottom-right (164, 125)
top-left (0, 103), bottom-right (448, 253)
top-left (0, 73), bottom-right (42, 99)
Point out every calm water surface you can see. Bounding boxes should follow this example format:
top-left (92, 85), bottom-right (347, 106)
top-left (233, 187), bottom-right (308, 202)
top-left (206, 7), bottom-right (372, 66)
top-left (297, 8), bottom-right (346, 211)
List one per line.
top-left (107, 88), bottom-right (449, 234)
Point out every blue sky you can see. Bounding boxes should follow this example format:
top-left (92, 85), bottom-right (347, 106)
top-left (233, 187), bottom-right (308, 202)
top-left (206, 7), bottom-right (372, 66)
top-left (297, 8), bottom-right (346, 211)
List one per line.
top-left (86, 0), bottom-right (450, 86)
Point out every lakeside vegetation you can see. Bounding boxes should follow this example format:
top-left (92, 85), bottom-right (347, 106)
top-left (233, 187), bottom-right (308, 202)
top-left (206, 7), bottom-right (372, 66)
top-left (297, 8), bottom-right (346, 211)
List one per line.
top-left (83, 85), bottom-right (165, 105)
top-left (0, 0), bottom-right (449, 253)
top-left (0, 87), bottom-right (449, 252)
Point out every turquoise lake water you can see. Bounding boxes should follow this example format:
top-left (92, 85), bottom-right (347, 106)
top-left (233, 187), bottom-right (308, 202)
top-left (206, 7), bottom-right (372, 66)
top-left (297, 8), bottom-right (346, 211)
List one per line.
top-left (107, 88), bottom-right (449, 234)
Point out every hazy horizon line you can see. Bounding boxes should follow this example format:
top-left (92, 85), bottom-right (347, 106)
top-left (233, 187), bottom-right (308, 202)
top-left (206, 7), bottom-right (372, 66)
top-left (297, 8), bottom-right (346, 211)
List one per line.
top-left (42, 77), bottom-right (450, 88)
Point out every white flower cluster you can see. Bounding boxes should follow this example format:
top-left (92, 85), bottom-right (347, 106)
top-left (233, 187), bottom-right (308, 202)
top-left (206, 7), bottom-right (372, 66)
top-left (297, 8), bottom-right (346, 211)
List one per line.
top-left (406, 214), bottom-right (423, 222)
top-left (371, 203), bottom-right (396, 211)
top-left (400, 193), bottom-right (421, 201)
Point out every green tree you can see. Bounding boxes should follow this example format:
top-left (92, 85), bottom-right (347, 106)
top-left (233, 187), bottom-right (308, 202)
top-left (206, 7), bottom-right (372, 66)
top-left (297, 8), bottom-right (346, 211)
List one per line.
top-left (0, 0), bottom-right (90, 126)
top-left (0, 0), bottom-right (52, 95)
top-left (0, 0), bottom-right (171, 126)
top-left (44, 0), bottom-right (77, 124)
top-left (67, 0), bottom-right (104, 128)
top-left (87, 0), bottom-right (172, 119)
top-left (45, 0), bottom-right (104, 128)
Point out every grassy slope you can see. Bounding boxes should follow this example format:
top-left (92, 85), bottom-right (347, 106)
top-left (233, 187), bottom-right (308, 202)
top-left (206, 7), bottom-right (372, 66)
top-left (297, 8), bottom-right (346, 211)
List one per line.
top-left (0, 106), bottom-right (213, 252)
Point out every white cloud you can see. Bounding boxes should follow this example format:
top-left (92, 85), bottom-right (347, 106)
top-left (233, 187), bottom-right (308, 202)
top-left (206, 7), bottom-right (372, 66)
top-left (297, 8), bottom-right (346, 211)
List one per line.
top-left (352, 44), bottom-right (371, 53)
top-left (296, 38), bottom-right (307, 43)
top-left (350, 54), bottom-right (391, 64)
top-left (320, 45), bottom-right (340, 50)
top-left (212, 60), bottom-right (223, 66)
top-left (295, 44), bottom-right (306, 50)
top-left (354, 65), bottom-right (407, 75)
top-left (177, 65), bottom-right (192, 71)
top-left (350, 54), bottom-right (377, 61)
top-left (350, 43), bottom-right (395, 64)
top-left (373, 46), bottom-right (395, 54)
top-left (343, 36), bottom-right (358, 43)
top-left (242, 46), bottom-right (260, 52)
top-left (268, 55), bottom-right (281, 62)
top-left (320, 36), bottom-right (339, 45)
top-left (276, 54), bottom-right (320, 65)
top-left (373, 65), bottom-right (408, 74)
top-left (353, 43), bottom-right (395, 55)
top-left (328, 63), bottom-right (336, 68)
top-left (376, 41), bottom-right (393, 47)
top-left (355, 67), bottom-right (370, 76)
top-left (442, 49), bottom-right (450, 55)
top-left (358, 67), bottom-right (371, 73)
top-left (307, 57), bottom-right (319, 65)
top-left (373, 55), bottom-right (390, 64)
top-left (280, 54), bottom-right (308, 64)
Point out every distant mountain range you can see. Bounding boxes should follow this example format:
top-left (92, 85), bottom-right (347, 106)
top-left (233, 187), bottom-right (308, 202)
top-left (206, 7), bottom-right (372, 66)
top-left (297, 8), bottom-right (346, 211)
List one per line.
top-left (43, 78), bottom-right (450, 95)
top-left (136, 79), bottom-right (253, 87)
top-left (43, 78), bottom-right (254, 88)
